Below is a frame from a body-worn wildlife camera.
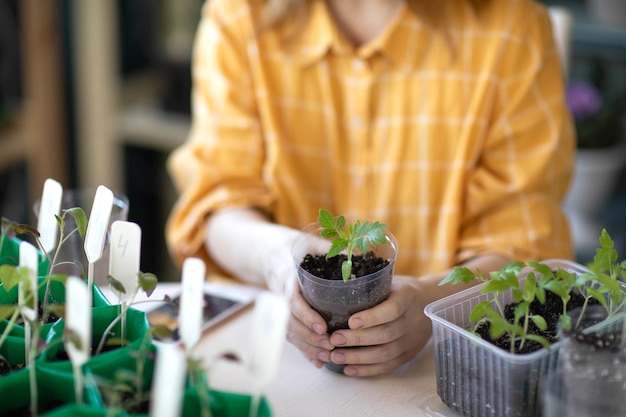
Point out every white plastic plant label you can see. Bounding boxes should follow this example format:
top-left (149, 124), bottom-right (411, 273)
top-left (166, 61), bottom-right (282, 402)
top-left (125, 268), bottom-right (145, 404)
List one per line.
top-left (248, 291), bottom-right (290, 388)
top-left (65, 276), bottom-right (92, 367)
top-left (18, 241), bottom-right (39, 323)
top-left (109, 221), bottom-right (141, 304)
top-left (150, 343), bottom-right (186, 417)
top-left (247, 291), bottom-right (289, 417)
top-left (179, 257), bottom-right (205, 352)
top-left (36, 178), bottom-right (63, 255)
top-left (84, 185), bottom-right (114, 264)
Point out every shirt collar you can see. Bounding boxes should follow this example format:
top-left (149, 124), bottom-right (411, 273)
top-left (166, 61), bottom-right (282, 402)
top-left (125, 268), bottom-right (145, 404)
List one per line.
top-left (292, 0), bottom-right (413, 68)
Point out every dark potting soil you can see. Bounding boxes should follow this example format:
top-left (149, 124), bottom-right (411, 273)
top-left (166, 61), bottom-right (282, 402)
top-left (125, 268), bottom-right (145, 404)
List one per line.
top-left (300, 251), bottom-right (389, 280)
top-left (99, 388), bottom-right (151, 414)
top-left (15, 299), bottom-right (62, 326)
top-left (0, 356), bottom-right (24, 376)
top-left (475, 290), bottom-right (597, 354)
top-left (14, 400), bottom-right (64, 417)
top-left (563, 311), bottom-right (624, 351)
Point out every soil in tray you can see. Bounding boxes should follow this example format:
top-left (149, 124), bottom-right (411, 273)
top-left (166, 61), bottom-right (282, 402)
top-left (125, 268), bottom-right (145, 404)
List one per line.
top-left (475, 290), bottom-right (597, 354)
top-left (0, 357), bottom-right (24, 376)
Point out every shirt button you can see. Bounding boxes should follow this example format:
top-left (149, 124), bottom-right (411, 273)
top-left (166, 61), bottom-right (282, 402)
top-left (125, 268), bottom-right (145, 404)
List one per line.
top-left (352, 59), bottom-right (366, 72)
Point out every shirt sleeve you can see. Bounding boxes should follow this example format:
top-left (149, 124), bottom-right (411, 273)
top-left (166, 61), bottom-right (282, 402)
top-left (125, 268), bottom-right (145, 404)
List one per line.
top-left (457, 3), bottom-right (575, 263)
top-left (166, 1), bottom-right (272, 267)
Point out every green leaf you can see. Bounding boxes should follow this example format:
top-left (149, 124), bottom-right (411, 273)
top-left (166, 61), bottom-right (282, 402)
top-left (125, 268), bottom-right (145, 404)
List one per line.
top-left (316, 209), bottom-right (390, 282)
top-left (0, 305), bottom-right (16, 321)
top-left (12, 223), bottom-right (40, 239)
top-left (530, 315), bottom-right (548, 331)
top-left (586, 287), bottom-right (608, 309)
top-left (528, 261), bottom-right (554, 278)
top-left (139, 272), bottom-right (158, 297)
top-left (523, 274), bottom-right (537, 303)
top-left (327, 239), bottom-right (347, 259)
top-left (320, 229), bottom-right (338, 239)
top-left (595, 272), bottom-right (622, 294)
top-left (107, 275), bottom-right (127, 294)
top-left (500, 262), bottom-right (524, 277)
top-left (513, 302), bottom-right (528, 324)
top-left (342, 260), bottom-right (352, 282)
top-left (469, 301), bottom-right (493, 322)
top-left (439, 267), bottom-right (477, 286)
top-left (560, 314), bottom-right (572, 332)
top-left (354, 235), bottom-right (369, 254)
top-left (46, 303), bottom-right (65, 320)
top-left (543, 280), bottom-right (570, 301)
top-left (318, 209), bottom-right (336, 229)
top-left (488, 317), bottom-right (516, 340)
top-left (598, 228), bottom-right (614, 251)
top-left (524, 333), bottom-right (551, 350)
top-left (150, 324), bottom-right (174, 340)
top-left (0, 264), bottom-right (21, 290)
top-left (482, 278), bottom-right (517, 294)
top-left (535, 286), bottom-right (546, 304)
top-left (106, 337), bottom-right (129, 348)
top-left (65, 207), bottom-right (88, 238)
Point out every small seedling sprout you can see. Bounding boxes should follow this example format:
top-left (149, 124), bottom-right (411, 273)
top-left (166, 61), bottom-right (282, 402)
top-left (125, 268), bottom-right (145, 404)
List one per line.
top-left (317, 209), bottom-right (388, 282)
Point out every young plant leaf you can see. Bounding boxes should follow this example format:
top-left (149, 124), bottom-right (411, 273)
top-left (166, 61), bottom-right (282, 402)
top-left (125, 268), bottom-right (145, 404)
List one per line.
top-left (107, 275), bottom-right (127, 294)
top-left (12, 224), bottom-right (40, 239)
top-left (318, 209), bottom-right (337, 229)
top-left (0, 305), bottom-right (15, 321)
top-left (0, 264), bottom-right (22, 290)
top-left (530, 315), bottom-right (548, 331)
top-left (139, 272), bottom-right (158, 297)
top-left (317, 209), bottom-right (388, 282)
top-left (439, 266), bottom-right (481, 286)
top-left (65, 207), bottom-right (88, 238)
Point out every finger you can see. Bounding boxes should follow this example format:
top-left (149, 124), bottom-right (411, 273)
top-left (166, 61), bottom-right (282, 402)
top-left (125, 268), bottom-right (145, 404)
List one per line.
top-left (331, 319), bottom-right (402, 348)
top-left (286, 315), bottom-right (333, 364)
top-left (330, 334), bottom-right (406, 368)
top-left (286, 285), bottom-right (334, 365)
top-left (287, 312), bottom-right (334, 351)
top-left (347, 289), bottom-right (409, 330)
top-left (289, 283), bottom-right (328, 335)
top-left (342, 349), bottom-right (419, 377)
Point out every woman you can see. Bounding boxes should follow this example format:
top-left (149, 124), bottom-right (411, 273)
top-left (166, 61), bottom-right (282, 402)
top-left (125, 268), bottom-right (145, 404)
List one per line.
top-left (166, 0), bottom-right (575, 376)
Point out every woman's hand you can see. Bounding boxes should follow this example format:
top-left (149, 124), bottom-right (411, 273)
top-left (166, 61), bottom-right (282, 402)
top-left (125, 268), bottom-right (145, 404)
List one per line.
top-left (286, 282), bottom-right (335, 369)
top-left (286, 275), bottom-right (433, 376)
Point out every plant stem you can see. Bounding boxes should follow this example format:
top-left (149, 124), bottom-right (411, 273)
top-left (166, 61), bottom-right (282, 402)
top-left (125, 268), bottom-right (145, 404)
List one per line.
top-left (0, 308), bottom-right (20, 349)
top-left (248, 392), bottom-right (261, 417)
top-left (73, 364), bottom-right (84, 404)
top-left (196, 371), bottom-right (213, 417)
top-left (29, 331), bottom-right (39, 417)
top-left (519, 311), bottom-right (530, 351)
top-left (96, 313), bottom-right (124, 356)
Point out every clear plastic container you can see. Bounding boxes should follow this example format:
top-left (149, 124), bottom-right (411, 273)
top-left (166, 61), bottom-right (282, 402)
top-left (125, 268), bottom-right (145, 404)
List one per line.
top-left (424, 259), bottom-right (590, 417)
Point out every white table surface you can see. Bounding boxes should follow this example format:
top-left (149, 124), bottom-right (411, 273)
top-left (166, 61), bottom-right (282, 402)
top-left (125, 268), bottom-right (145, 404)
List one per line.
top-left (191, 293), bottom-right (461, 417)
top-left (103, 282), bottom-right (460, 417)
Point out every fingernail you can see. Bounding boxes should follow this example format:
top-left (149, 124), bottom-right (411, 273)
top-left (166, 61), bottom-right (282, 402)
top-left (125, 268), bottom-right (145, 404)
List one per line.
top-left (331, 351), bottom-right (346, 364)
top-left (316, 351), bottom-right (330, 362)
top-left (312, 323), bottom-right (325, 335)
top-left (331, 333), bottom-right (346, 346)
top-left (344, 366), bottom-right (358, 376)
top-left (351, 318), bottom-right (364, 329)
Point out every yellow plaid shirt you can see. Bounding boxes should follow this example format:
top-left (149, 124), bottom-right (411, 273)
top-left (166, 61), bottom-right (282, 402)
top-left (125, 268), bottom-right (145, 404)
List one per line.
top-left (166, 0), bottom-right (575, 277)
